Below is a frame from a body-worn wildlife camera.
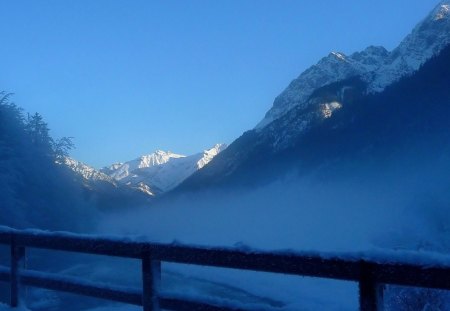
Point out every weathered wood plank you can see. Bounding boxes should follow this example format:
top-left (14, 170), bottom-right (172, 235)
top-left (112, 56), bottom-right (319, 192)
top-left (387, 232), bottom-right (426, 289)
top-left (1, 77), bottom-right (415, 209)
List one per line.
top-left (0, 266), bottom-right (9, 282)
top-left (359, 261), bottom-right (383, 311)
top-left (159, 298), bottom-right (245, 311)
top-left (372, 263), bottom-right (450, 290)
top-left (152, 245), bottom-right (361, 281)
top-left (142, 253), bottom-right (160, 311)
top-left (0, 230), bottom-right (360, 280)
top-left (10, 237), bottom-right (25, 307)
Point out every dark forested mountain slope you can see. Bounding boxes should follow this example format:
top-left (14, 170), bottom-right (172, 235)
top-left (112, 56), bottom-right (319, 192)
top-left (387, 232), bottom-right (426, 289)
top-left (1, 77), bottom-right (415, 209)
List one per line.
top-left (177, 43), bottom-right (450, 192)
top-left (175, 1), bottom-right (450, 194)
top-left (0, 96), bottom-right (149, 231)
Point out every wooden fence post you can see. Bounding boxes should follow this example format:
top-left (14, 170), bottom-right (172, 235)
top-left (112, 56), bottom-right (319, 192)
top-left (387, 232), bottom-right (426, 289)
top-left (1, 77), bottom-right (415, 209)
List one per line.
top-left (359, 260), bottom-right (384, 311)
top-left (142, 252), bottom-right (161, 311)
top-left (10, 236), bottom-right (26, 307)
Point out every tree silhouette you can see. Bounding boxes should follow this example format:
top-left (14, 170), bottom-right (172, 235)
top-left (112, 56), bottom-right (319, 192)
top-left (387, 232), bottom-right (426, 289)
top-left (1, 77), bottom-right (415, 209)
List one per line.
top-left (53, 136), bottom-right (75, 158)
top-left (25, 112), bottom-right (53, 153)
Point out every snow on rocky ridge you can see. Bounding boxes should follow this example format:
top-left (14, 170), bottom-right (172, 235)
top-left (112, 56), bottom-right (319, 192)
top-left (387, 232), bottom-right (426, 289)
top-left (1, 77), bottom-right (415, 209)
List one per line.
top-left (256, 0), bottom-right (450, 130)
top-left (101, 150), bottom-right (185, 181)
top-left (61, 144), bottom-right (226, 197)
top-left (101, 144), bottom-right (227, 194)
top-left (60, 157), bottom-right (116, 184)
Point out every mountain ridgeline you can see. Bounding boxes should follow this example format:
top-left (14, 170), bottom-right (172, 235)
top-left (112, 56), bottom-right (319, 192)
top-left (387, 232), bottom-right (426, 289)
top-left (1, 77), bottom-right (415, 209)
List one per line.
top-left (176, 2), bottom-right (450, 193)
top-left (99, 144), bottom-right (226, 196)
top-left (257, 1), bottom-right (450, 129)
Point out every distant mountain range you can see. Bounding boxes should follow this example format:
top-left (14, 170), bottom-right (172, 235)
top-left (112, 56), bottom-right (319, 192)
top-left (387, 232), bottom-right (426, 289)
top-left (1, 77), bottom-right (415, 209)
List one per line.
top-left (176, 0), bottom-right (450, 192)
top-left (100, 143), bottom-right (226, 195)
top-left (63, 144), bottom-right (226, 197)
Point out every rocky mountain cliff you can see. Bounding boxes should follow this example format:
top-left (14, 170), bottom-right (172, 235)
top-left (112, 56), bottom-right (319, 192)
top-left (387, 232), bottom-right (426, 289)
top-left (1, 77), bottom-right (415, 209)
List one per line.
top-left (257, 1), bottom-right (450, 129)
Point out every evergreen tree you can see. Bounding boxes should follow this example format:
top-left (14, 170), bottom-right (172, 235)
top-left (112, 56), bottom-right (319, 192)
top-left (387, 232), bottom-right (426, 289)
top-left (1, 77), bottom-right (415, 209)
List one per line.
top-left (25, 112), bottom-right (53, 152)
top-left (0, 92), bottom-right (96, 231)
top-left (53, 136), bottom-right (75, 159)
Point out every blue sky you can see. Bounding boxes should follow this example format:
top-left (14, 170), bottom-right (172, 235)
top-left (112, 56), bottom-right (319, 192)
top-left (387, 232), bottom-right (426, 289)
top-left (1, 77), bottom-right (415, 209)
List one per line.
top-left (0, 0), bottom-right (439, 167)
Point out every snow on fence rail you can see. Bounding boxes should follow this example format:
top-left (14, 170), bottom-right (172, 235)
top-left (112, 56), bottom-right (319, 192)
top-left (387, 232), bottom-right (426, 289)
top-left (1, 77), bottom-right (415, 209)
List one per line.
top-left (0, 228), bottom-right (450, 311)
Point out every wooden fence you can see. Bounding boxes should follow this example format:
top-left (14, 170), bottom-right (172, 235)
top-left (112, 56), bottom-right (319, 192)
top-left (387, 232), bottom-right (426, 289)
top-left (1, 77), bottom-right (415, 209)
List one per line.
top-left (0, 228), bottom-right (449, 311)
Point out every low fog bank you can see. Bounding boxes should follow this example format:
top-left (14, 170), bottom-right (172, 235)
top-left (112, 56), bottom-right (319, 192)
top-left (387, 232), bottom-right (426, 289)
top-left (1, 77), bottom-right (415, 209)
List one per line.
top-left (98, 149), bottom-right (450, 254)
top-left (87, 149), bottom-right (450, 310)
top-left (22, 144), bottom-right (446, 311)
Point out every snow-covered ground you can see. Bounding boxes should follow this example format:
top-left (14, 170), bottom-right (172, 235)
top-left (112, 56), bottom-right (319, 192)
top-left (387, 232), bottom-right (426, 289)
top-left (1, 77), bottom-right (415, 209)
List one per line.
top-left (0, 304), bottom-right (139, 311)
top-left (0, 304), bottom-right (29, 311)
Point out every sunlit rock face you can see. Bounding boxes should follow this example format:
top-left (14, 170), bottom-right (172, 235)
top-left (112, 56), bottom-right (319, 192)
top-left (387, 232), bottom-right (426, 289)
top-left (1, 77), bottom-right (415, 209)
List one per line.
top-left (321, 102), bottom-right (342, 119)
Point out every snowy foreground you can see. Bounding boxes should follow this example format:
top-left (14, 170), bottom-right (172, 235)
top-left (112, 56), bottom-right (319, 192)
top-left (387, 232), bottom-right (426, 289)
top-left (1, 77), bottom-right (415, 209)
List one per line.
top-left (2, 225), bottom-right (450, 310)
top-left (0, 304), bottom-right (139, 311)
top-left (3, 156), bottom-right (450, 310)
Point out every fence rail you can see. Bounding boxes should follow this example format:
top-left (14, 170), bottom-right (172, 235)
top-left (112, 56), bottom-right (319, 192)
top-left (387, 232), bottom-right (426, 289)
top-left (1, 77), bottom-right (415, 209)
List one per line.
top-left (0, 228), bottom-right (449, 311)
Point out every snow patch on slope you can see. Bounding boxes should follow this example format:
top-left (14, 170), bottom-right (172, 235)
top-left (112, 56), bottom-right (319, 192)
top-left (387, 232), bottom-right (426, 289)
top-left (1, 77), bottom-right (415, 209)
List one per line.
top-left (435, 3), bottom-right (450, 20)
top-left (60, 157), bottom-right (116, 184)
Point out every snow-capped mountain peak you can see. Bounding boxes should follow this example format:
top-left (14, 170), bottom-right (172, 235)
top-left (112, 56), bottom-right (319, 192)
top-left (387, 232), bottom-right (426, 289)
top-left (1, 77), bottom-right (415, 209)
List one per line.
top-left (370, 0), bottom-right (450, 91)
top-left (434, 2), bottom-right (450, 20)
top-left (101, 150), bottom-right (185, 181)
top-left (100, 144), bottom-right (227, 195)
top-left (256, 1), bottom-right (450, 130)
top-left (137, 150), bottom-right (185, 169)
